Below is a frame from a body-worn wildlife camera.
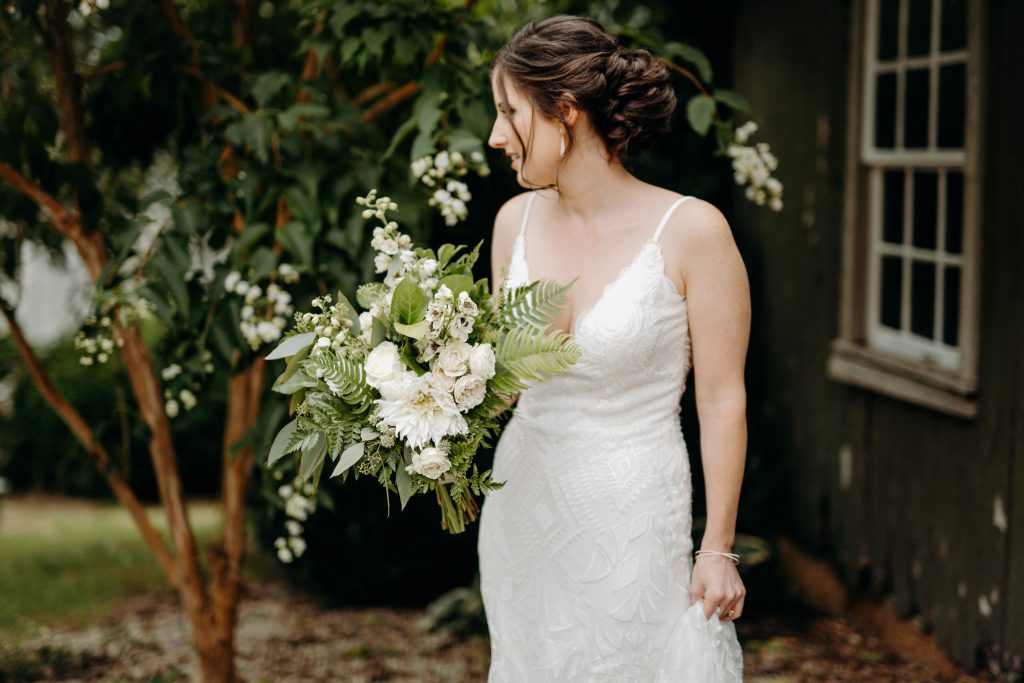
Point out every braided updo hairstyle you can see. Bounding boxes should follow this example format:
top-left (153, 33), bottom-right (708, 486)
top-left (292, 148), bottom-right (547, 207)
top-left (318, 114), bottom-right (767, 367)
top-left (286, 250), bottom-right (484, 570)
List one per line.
top-left (490, 15), bottom-right (676, 184)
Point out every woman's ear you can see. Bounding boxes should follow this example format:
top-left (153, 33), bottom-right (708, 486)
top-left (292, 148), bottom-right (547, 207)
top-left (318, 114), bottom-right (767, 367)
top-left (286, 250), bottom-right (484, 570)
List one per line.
top-left (558, 93), bottom-right (579, 126)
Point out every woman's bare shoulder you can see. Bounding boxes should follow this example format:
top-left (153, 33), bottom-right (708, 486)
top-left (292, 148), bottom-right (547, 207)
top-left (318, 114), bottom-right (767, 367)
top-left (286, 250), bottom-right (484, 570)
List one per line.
top-left (491, 191), bottom-right (535, 249)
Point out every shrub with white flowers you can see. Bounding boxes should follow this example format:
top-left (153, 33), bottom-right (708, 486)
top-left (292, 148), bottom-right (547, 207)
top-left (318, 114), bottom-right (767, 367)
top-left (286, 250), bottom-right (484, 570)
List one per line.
top-left (272, 478), bottom-right (317, 563)
top-left (410, 150), bottom-right (490, 226)
top-left (224, 268), bottom-right (296, 351)
top-left (727, 121), bottom-right (784, 212)
top-left (74, 293), bottom-right (155, 366)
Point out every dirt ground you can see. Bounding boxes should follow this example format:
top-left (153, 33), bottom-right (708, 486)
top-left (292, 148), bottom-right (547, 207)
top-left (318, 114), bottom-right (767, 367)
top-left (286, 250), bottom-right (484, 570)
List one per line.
top-left (1, 577), bottom-right (999, 682)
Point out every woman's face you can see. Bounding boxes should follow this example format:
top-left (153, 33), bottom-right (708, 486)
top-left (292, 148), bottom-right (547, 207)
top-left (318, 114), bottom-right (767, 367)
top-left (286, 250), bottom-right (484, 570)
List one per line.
top-left (487, 72), bottom-right (562, 187)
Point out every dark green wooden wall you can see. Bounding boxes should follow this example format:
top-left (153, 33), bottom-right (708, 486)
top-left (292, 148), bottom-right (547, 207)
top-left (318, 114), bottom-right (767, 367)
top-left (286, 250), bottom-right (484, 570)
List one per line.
top-left (730, 0), bottom-right (1023, 674)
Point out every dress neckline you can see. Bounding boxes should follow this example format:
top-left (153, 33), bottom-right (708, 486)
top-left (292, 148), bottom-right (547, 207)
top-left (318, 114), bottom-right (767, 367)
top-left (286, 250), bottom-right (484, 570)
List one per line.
top-left (510, 194), bottom-right (691, 337)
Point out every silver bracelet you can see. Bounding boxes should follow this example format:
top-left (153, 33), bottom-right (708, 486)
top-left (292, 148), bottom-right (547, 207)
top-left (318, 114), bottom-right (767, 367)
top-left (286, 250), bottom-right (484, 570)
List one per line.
top-left (694, 549), bottom-right (740, 565)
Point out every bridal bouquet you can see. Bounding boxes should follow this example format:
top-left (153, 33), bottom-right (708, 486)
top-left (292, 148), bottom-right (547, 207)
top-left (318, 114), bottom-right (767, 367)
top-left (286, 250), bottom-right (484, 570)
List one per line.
top-left (265, 190), bottom-right (580, 533)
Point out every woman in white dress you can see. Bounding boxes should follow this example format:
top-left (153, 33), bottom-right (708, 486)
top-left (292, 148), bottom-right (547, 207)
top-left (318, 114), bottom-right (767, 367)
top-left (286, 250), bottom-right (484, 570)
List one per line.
top-left (476, 15), bottom-right (750, 682)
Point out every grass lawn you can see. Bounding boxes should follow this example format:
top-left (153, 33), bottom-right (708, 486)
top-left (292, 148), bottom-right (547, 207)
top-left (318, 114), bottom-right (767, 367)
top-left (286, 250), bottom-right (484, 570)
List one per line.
top-left (0, 494), bottom-right (276, 643)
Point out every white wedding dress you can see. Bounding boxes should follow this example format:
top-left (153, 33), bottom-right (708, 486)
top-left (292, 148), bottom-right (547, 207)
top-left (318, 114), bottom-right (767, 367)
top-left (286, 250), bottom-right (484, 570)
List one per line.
top-left (477, 191), bottom-right (744, 682)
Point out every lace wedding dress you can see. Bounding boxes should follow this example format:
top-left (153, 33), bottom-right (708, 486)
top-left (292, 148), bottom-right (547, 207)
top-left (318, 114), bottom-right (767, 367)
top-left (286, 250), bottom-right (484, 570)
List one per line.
top-left (477, 191), bottom-right (744, 681)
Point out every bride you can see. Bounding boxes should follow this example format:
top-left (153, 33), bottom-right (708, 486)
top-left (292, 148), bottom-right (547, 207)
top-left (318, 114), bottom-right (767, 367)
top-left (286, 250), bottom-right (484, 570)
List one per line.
top-left (476, 15), bottom-right (750, 682)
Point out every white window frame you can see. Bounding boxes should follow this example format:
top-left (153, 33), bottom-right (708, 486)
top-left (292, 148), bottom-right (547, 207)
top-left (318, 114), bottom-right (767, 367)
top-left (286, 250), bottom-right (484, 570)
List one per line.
top-left (827, 0), bottom-right (985, 419)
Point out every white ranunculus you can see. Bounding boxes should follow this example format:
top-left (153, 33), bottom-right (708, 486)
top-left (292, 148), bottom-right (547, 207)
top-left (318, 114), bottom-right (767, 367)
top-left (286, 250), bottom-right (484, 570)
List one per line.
top-left (435, 341), bottom-right (471, 378)
top-left (468, 343), bottom-right (496, 379)
top-left (453, 373), bottom-right (487, 411)
top-left (364, 341), bottom-right (401, 389)
top-left (405, 446), bottom-right (452, 480)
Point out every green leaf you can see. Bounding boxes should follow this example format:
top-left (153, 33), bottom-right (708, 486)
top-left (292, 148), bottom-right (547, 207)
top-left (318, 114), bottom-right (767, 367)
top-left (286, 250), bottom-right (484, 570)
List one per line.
top-left (663, 42), bottom-right (713, 83)
top-left (334, 290), bottom-right (361, 334)
top-left (278, 103), bottom-right (330, 131)
top-left (304, 352), bottom-right (374, 412)
top-left (686, 95), bottom-right (716, 136)
top-left (251, 71), bottom-right (291, 108)
top-left (394, 320), bottom-right (429, 339)
top-left (298, 433), bottom-right (327, 482)
top-left (395, 452), bottom-right (414, 510)
top-left (266, 331), bottom-right (316, 360)
top-left (272, 369), bottom-right (318, 395)
top-left (370, 316), bottom-right (388, 346)
top-left (276, 220), bottom-right (314, 270)
top-left (437, 244), bottom-right (463, 267)
top-left (438, 274), bottom-right (473, 298)
top-left (330, 441), bottom-right (365, 477)
top-left (391, 277), bottom-right (426, 325)
top-left (267, 419), bottom-right (298, 466)
top-left (713, 89), bottom-right (753, 115)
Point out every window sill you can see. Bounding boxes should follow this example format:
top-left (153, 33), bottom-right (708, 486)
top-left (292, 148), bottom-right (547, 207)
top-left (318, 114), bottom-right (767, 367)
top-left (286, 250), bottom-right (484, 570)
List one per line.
top-left (826, 338), bottom-right (979, 419)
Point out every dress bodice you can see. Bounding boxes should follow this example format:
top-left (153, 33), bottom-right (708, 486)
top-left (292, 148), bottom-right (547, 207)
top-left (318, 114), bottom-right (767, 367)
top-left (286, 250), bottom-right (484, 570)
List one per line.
top-left (503, 191), bottom-right (694, 439)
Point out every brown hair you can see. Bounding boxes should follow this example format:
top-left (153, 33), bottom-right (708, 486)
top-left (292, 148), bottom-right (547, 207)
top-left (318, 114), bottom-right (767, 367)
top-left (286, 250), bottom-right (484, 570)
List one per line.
top-left (490, 15), bottom-right (676, 189)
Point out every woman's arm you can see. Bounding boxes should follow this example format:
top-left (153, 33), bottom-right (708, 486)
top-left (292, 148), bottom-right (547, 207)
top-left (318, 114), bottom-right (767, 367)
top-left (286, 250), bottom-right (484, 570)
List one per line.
top-left (667, 198), bottom-right (751, 620)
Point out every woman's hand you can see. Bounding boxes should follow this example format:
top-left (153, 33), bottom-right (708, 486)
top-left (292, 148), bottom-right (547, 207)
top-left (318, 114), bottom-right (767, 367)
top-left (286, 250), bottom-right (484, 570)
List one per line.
top-left (689, 554), bottom-right (746, 622)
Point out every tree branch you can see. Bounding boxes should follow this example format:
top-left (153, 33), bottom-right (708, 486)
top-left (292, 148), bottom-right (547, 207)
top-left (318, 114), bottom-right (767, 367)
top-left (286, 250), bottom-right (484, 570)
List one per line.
top-left (361, 81), bottom-right (422, 123)
top-left (0, 305), bottom-right (178, 586)
top-left (0, 162), bottom-right (77, 236)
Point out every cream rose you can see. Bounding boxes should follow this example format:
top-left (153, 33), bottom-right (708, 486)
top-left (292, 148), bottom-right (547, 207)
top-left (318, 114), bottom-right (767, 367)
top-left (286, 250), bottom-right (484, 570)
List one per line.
top-left (364, 341), bottom-right (401, 388)
top-left (468, 343), bottom-right (496, 379)
top-left (435, 341), bottom-right (471, 378)
top-left (405, 446), bottom-right (452, 480)
top-left (453, 373), bottom-right (487, 411)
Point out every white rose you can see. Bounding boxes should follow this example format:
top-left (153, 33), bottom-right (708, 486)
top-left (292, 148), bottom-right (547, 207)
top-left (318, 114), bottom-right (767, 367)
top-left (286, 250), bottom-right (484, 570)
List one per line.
top-left (429, 368), bottom-right (457, 393)
top-left (405, 446), bottom-right (452, 480)
top-left (468, 343), bottom-right (496, 379)
top-left (435, 341), bottom-right (471, 378)
top-left (453, 373), bottom-right (487, 411)
top-left (364, 341), bottom-right (401, 388)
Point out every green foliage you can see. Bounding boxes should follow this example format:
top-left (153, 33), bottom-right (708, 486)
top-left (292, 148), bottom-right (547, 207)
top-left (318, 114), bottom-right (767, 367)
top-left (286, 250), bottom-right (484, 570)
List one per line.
top-left (497, 279), bottom-right (574, 331)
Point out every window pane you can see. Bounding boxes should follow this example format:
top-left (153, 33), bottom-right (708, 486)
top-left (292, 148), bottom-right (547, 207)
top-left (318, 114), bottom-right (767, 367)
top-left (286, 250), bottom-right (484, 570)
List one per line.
top-left (940, 0), bottom-right (967, 51)
top-left (875, 72), bottom-right (897, 148)
top-left (905, 68), bottom-right (930, 148)
top-left (883, 170), bottom-right (905, 243)
top-left (913, 171), bottom-right (938, 250)
top-left (907, 0), bottom-right (934, 56)
top-left (881, 255), bottom-right (903, 330)
top-left (945, 170), bottom-right (963, 254)
top-left (911, 260), bottom-right (936, 339)
top-left (938, 63), bottom-right (966, 148)
top-left (878, 0), bottom-right (900, 60)
top-left (943, 266), bottom-right (960, 346)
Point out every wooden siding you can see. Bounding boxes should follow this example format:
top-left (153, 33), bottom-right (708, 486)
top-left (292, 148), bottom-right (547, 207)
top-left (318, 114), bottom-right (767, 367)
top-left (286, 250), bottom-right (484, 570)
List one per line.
top-left (731, 0), bottom-right (1023, 674)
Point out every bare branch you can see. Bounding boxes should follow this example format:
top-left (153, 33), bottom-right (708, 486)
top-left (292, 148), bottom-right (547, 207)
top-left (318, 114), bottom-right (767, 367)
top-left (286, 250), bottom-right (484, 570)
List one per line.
top-left (0, 162), bottom-right (77, 236)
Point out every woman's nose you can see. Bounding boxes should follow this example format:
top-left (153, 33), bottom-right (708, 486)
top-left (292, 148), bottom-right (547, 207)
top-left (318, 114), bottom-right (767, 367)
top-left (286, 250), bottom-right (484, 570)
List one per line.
top-left (488, 122), bottom-right (506, 149)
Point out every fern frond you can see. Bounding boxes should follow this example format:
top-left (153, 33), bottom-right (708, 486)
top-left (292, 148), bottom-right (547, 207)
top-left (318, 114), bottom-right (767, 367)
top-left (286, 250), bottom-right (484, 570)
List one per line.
top-left (498, 278), bottom-right (574, 330)
top-left (304, 352), bottom-right (374, 413)
top-left (495, 327), bottom-right (581, 382)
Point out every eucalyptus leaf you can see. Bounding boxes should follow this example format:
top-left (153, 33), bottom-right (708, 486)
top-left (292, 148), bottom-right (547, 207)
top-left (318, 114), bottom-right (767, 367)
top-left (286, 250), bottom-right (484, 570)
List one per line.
top-left (298, 433), bottom-right (327, 482)
top-left (330, 441), bottom-right (365, 477)
top-left (713, 89), bottom-right (753, 115)
top-left (395, 454), bottom-right (414, 510)
top-left (394, 320), bottom-right (429, 339)
top-left (265, 331), bottom-right (316, 360)
top-left (267, 419), bottom-right (298, 466)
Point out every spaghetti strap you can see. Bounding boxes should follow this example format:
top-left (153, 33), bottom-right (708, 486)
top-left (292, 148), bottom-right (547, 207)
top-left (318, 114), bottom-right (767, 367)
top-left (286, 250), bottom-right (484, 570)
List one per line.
top-left (518, 191), bottom-right (538, 239)
top-left (652, 195), bottom-right (692, 242)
